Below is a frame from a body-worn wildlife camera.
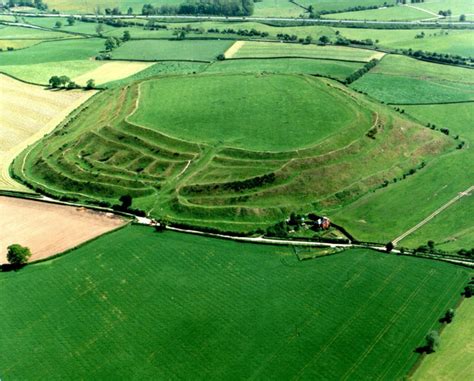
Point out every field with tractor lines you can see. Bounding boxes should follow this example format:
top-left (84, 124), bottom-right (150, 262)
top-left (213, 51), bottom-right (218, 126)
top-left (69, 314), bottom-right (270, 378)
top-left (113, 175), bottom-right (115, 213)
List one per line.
top-left (0, 225), bottom-right (468, 379)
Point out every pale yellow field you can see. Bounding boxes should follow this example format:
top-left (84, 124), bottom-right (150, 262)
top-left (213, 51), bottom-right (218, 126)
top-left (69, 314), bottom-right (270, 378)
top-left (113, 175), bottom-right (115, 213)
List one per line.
top-left (73, 61), bottom-right (153, 86)
top-left (0, 196), bottom-right (128, 264)
top-left (0, 74), bottom-right (96, 191)
top-left (413, 299), bottom-right (474, 381)
top-left (224, 41), bottom-right (245, 59)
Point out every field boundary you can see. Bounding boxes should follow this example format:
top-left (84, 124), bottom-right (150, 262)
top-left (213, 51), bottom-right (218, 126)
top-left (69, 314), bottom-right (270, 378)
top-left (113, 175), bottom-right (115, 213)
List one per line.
top-left (226, 55), bottom-right (370, 64)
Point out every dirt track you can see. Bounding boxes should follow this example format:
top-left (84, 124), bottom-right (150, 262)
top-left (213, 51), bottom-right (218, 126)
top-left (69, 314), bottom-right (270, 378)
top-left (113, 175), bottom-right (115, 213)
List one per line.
top-left (0, 196), bottom-right (127, 264)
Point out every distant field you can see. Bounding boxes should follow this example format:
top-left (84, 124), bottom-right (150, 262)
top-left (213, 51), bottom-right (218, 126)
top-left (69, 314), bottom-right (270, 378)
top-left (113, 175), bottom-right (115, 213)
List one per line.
top-left (338, 28), bottom-right (474, 57)
top-left (332, 102), bottom-right (473, 249)
top-left (24, 16), bottom-right (116, 35)
top-left (300, 0), bottom-right (397, 12)
top-left (0, 196), bottom-right (126, 263)
top-left (112, 39), bottom-right (233, 61)
top-left (0, 225), bottom-right (468, 379)
top-left (324, 5), bottom-right (431, 21)
top-left (0, 74), bottom-right (95, 191)
top-left (351, 55), bottom-right (474, 104)
top-left (413, 0), bottom-right (474, 16)
top-left (73, 61), bottom-right (153, 86)
top-left (38, 0), bottom-right (180, 13)
top-left (0, 39), bottom-right (41, 49)
top-left (253, 0), bottom-right (303, 17)
top-left (414, 299), bottom-right (474, 381)
top-left (204, 58), bottom-right (362, 80)
top-left (0, 25), bottom-right (73, 39)
top-left (0, 38), bottom-right (103, 65)
top-left (230, 41), bottom-right (385, 62)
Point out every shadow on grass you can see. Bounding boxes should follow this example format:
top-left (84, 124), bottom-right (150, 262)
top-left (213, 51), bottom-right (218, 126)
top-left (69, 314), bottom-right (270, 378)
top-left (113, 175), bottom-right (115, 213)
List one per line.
top-left (0, 263), bottom-right (26, 272)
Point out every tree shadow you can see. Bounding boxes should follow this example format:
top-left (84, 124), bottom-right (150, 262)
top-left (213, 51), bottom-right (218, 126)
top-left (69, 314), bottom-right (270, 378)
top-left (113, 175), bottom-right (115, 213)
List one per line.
top-left (0, 263), bottom-right (26, 272)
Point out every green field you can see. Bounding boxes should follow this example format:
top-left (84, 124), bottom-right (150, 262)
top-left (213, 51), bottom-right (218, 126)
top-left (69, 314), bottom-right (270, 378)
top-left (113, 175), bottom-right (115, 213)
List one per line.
top-left (414, 299), bottom-right (474, 381)
top-left (232, 41), bottom-right (383, 62)
top-left (0, 25), bottom-right (74, 39)
top-left (332, 102), bottom-right (473, 250)
top-left (338, 28), bottom-right (474, 57)
top-left (130, 74), bottom-right (359, 151)
top-left (41, 0), bottom-right (180, 13)
top-left (0, 225), bottom-right (469, 379)
top-left (204, 58), bottom-right (363, 79)
top-left (412, 0), bottom-right (474, 16)
top-left (112, 39), bottom-right (233, 61)
top-left (300, 0), bottom-right (396, 12)
top-left (324, 5), bottom-right (431, 21)
top-left (351, 55), bottom-right (474, 104)
top-left (253, 0), bottom-right (303, 17)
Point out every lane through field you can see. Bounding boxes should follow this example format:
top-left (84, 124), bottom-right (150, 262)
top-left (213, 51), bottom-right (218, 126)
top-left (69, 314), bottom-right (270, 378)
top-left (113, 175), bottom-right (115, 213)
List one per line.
top-left (393, 185), bottom-right (474, 245)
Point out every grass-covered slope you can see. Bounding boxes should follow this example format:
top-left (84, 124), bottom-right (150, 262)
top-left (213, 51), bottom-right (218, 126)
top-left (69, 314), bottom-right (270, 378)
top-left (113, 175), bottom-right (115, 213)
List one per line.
top-left (333, 102), bottom-right (473, 250)
top-left (0, 225), bottom-right (468, 379)
top-left (351, 55), bottom-right (474, 104)
top-left (13, 73), bottom-right (452, 234)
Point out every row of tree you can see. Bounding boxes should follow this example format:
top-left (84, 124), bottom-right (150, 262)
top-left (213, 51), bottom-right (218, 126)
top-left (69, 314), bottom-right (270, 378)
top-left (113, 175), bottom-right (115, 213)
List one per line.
top-left (49, 75), bottom-right (95, 90)
top-left (4, 0), bottom-right (47, 11)
top-left (142, 0), bottom-right (255, 17)
top-left (308, 2), bottom-right (393, 19)
top-left (401, 48), bottom-right (472, 66)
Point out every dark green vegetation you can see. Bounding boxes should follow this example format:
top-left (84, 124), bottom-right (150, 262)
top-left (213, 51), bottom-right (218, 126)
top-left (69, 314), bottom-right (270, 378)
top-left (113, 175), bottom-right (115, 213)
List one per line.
top-left (111, 39), bottom-right (234, 62)
top-left (6, 243), bottom-right (31, 265)
top-left (12, 72), bottom-right (452, 233)
top-left (0, 225), bottom-right (469, 379)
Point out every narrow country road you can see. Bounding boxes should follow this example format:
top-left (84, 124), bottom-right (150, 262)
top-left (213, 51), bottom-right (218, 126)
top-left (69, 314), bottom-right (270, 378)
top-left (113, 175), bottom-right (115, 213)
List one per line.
top-left (392, 185), bottom-right (474, 246)
top-left (4, 12), bottom-right (474, 27)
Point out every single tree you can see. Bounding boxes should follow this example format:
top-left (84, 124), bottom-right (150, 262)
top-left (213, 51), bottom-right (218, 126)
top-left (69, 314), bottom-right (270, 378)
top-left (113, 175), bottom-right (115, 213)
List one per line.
top-left (66, 81), bottom-right (77, 89)
top-left (127, 6), bottom-right (133, 15)
top-left (459, 14), bottom-right (466, 21)
top-left (386, 242), bottom-right (394, 253)
top-left (444, 308), bottom-right (455, 323)
top-left (425, 331), bottom-right (440, 353)
top-left (7, 244), bottom-right (32, 266)
top-left (304, 35), bottom-right (312, 44)
top-left (67, 16), bottom-right (75, 26)
top-left (119, 194), bottom-right (133, 209)
top-left (59, 75), bottom-right (70, 87)
top-left (96, 23), bottom-right (104, 37)
top-left (319, 35), bottom-right (330, 45)
top-left (49, 75), bottom-right (62, 88)
top-left (85, 79), bottom-right (95, 90)
top-left (55, 21), bottom-right (62, 28)
top-left (427, 240), bottom-right (435, 250)
top-left (122, 30), bottom-right (131, 42)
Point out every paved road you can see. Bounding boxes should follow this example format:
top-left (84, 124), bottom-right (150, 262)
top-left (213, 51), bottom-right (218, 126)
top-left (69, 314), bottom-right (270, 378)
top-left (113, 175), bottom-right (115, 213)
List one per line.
top-left (5, 11), bottom-right (474, 27)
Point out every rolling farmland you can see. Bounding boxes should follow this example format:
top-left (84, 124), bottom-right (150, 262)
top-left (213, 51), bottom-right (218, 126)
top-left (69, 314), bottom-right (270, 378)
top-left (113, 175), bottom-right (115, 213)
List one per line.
top-left (0, 226), bottom-right (468, 379)
top-left (1, 4), bottom-right (472, 380)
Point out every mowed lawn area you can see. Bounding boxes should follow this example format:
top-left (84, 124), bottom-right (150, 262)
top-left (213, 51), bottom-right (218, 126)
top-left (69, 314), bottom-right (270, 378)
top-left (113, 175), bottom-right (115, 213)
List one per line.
top-left (414, 299), bottom-right (474, 381)
top-left (351, 55), bottom-right (474, 104)
top-left (0, 225), bottom-right (468, 379)
top-left (112, 39), bottom-right (234, 62)
top-left (230, 41), bottom-right (384, 62)
top-left (130, 74), bottom-right (360, 151)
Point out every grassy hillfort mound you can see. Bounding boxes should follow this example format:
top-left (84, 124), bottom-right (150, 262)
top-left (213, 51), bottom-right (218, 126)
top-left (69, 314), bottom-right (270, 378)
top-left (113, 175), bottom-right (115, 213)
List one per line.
top-left (0, 225), bottom-right (468, 379)
top-left (13, 73), bottom-right (453, 233)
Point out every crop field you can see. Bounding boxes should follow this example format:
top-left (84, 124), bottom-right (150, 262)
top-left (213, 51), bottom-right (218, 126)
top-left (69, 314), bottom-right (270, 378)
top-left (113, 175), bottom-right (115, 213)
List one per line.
top-left (337, 28), bottom-right (474, 57)
top-left (0, 225), bottom-right (469, 379)
top-left (12, 72), bottom-right (452, 231)
top-left (0, 196), bottom-right (127, 264)
top-left (204, 58), bottom-right (363, 80)
top-left (414, 299), bottom-right (474, 381)
top-left (111, 39), bottom-right (234, 62)
top-left (351, 55), bottom-right (474, 104)
top-left (332, 102), bottom-right (473, 249)
top-left (230, 40), bottom-right (385, 62)
top-left (0, 74), bottom-right (96, 191)
top-left (73, 61), bottom-right (153, 86)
